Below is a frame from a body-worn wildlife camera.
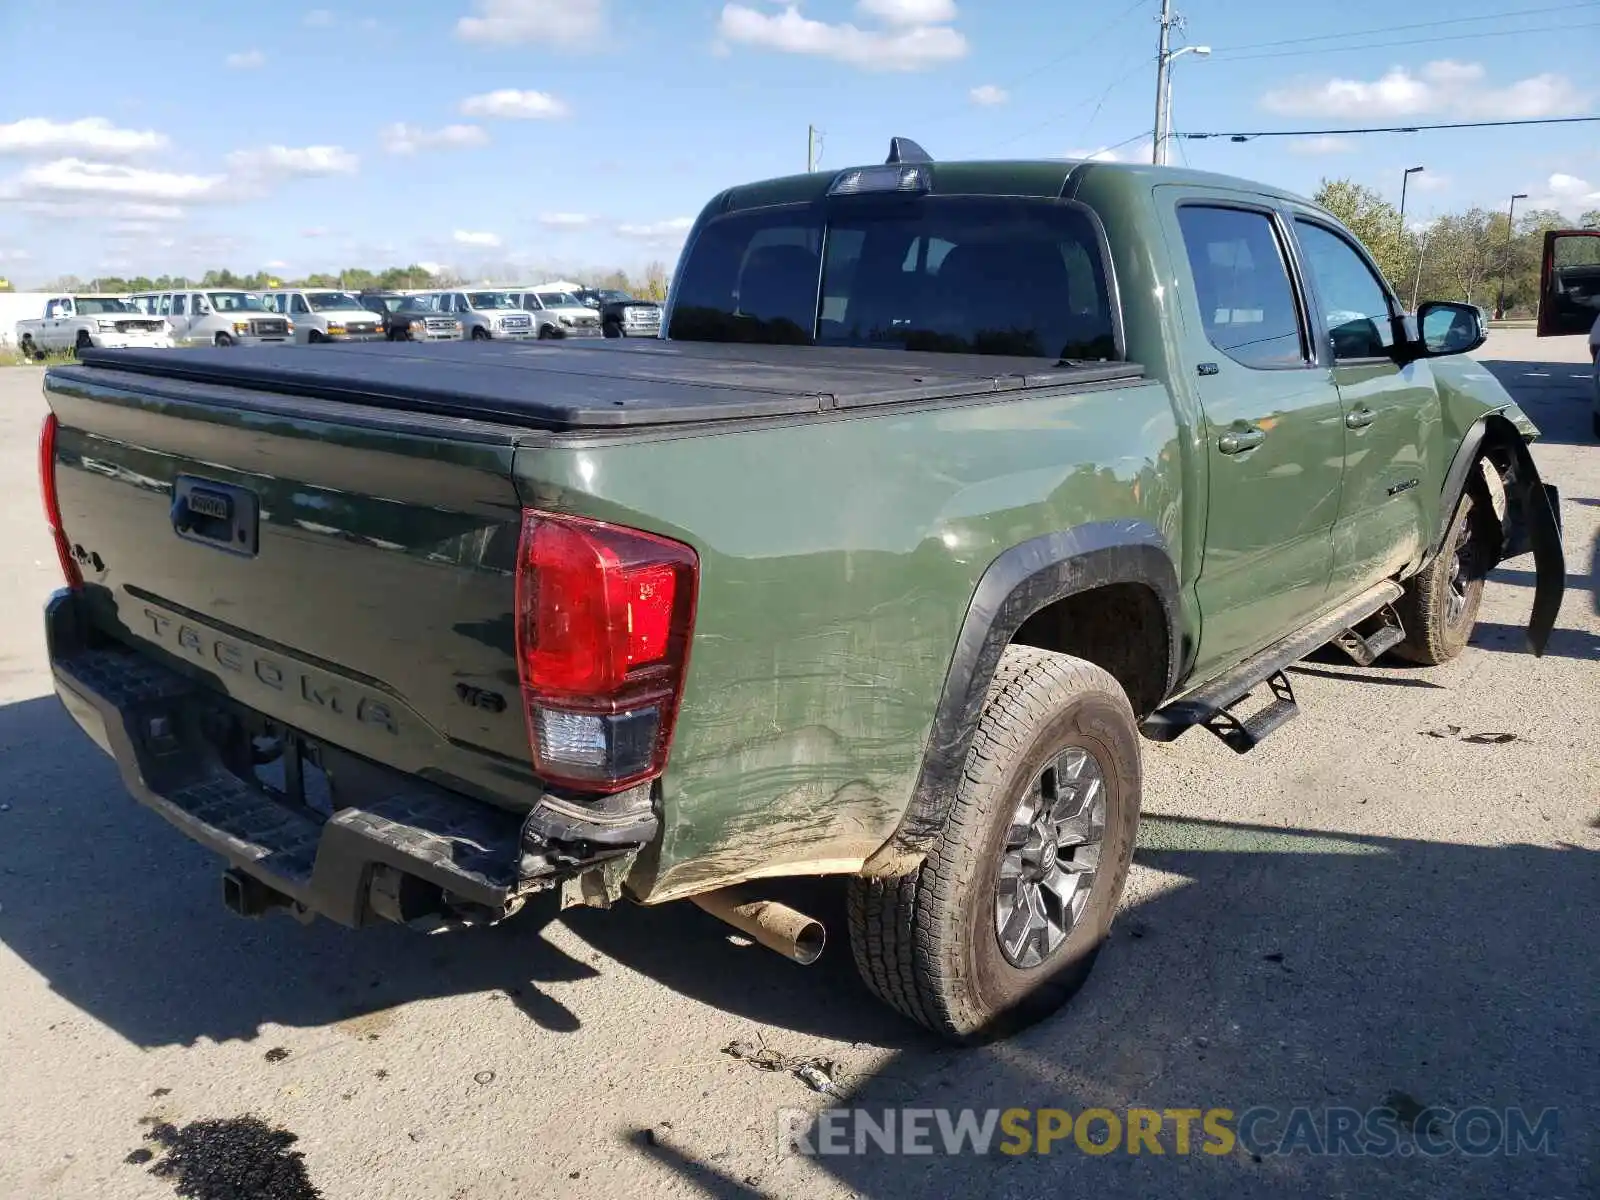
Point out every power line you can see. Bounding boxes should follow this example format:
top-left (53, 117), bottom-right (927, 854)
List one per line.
top-left (1178, 114), bottom-right (1600, 141)
top-left (1216, 2), bottom-right (1596, 52)
top-left (1216, 20), bottom-right (1599, 61)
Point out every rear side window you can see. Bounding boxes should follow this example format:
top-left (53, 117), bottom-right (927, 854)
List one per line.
top-left (669, 197), bottom-right (1118, 361)
top-left (171, 294), bottom-right (187, 316)
top-left (1176, 206), bottom-right (1306, 369)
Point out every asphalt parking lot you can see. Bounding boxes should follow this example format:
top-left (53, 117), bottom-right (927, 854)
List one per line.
top-left (0, 331), bottom-right (1595, 1200)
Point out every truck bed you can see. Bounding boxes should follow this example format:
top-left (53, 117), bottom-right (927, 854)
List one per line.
top-left (74, 339), bottom-right (1144, 430)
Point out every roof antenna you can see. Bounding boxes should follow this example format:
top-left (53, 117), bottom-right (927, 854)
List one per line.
top-left (886, 137), bottom-right (933, 165)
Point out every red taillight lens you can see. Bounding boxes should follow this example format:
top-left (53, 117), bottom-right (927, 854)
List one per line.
top-left (514, 510), bottom-right (698, 791)
top-left (39, 413), bottom-right (82, 590)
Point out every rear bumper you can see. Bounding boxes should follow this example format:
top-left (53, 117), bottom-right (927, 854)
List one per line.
top-left (44, 591), bottom-right (656, 929)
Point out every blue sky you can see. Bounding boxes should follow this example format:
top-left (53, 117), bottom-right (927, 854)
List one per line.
top-left (0, 0), bottom-right (1594, 285)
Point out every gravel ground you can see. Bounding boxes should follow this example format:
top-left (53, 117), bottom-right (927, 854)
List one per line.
top-left (0, 331), bottom-right (1595, 1200)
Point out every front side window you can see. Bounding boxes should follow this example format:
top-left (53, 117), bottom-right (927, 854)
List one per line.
top-left (1294, 220), bottom-right (1396, 360)
top-left (291, 294), bottom-right (310, 315)
top-left (171, 294), bottom-right (187, 316)
top-left (669, 197), bottom-right (1118, 361)
top-left (1176, 205), bottom-right (1307, 370)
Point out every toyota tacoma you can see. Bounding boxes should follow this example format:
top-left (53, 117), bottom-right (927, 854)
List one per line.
top-left (38, 142), bottom-right (1564, 1041)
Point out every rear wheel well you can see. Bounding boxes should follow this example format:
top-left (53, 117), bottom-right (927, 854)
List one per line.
top-left (1010, 583), bottom-right (1170, 718)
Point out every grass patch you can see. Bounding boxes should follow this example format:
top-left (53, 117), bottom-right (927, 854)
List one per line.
top-left (3, 345), bottom-right (77, 367)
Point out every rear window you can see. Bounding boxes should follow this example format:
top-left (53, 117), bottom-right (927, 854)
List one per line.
top-left (668, 197), bottom-right (1118, 360)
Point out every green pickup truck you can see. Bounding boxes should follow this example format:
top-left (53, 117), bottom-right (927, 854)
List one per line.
top-left (39, 142), bottom-right (1564, 1042)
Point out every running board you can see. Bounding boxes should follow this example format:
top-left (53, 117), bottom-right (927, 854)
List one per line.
top-left (1331, 603), bottom-right (1407, 667)
top-left (1142, 581), bottom-right (1405, 752)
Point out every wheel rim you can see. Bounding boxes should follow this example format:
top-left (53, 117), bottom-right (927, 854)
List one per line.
top-left (994, 745), bottom-right (1107, 969)
top-left (1446, 513), bottom-right (1475, 628)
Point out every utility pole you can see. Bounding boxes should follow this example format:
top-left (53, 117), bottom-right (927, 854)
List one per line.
top-left (1398, 165), bottom-right (1424, 297)
top-left (1151, 0), bottom-right (1173, 165)
top-left (1495, 192), bottom-right (1527, 320)
top-left (807, 125), bottom-right (818, 173)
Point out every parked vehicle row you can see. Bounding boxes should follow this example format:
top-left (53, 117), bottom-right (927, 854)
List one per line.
top-left (16, 280), bottom-right (664, 356)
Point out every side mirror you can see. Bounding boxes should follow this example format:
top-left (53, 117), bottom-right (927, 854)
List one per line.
top-left (1416, 301), bottom-right (1487, 357)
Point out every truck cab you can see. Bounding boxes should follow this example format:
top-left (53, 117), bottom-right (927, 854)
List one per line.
top-left (261, 289), bottom-right (385, 344)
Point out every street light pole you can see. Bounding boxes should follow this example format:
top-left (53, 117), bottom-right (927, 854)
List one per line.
top-left (1159, 45), bottom-right (1211, 165)
top-left (1411, 223), bottom-right (1432, 311)
top-left (1398, 165), bottom-right (1424, 300)
top-left (1151, 0), bottom-right (1173, 165)
top-left (1495, 192), bottom-right (1528, 320)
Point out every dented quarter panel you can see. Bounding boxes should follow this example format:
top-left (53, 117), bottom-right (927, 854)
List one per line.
top-left (511, 380), bottom-right (1182, 900)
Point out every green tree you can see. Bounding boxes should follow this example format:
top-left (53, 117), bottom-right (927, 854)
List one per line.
top-left (1313, 178), bottom-right (1407, 288)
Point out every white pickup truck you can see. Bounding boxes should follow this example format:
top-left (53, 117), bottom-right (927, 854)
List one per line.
top-left (16, 295), bottom-right (173, 357)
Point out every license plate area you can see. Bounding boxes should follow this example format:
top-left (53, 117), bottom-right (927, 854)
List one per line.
top-left (172, 475), bottom-right (259, 557)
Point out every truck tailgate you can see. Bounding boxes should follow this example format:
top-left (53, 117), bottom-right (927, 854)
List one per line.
top-left (44, 364), bottom-right (538, 810)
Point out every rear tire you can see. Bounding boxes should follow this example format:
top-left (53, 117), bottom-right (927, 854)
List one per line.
top-left (1394, 473), bottom-right (1496, 665)
top-left (19, 335), bottom-right (40, 360)
top-left (847, 647), bottom-right (1141, 1042)
top-left (75, 330), bottom-right (92, 352)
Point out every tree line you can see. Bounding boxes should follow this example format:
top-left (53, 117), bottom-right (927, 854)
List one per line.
top-left (24, 261), bottom-right (673, 301)
top-left (1313, 178), bottom-right (1599, 317)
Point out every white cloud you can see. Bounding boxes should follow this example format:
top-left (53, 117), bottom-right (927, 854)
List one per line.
top-left (456, 0), bottom-right (605, 47)
top-left (226, 145), bottom-right (359, 179)
top-left (459, 89), bottom-right (570, 119)
top-left (108, 220), bottom-right (162, 236)
top-left (0, 248), bottom-right (33, 263)
top-left (1527, 172), bottom-right (1600, 215)
top-left (717, 4), bottom-right (967, 71)
top-left (1286, 135), bottom-right (1356, 155)
top-left (264, 259), bottom-right (289, 269)
top-left (417, 260), bottom-right (449, 276)
top-left (1262, 61), bottom-right (1588, 120)
top-left (304, 9), bottom-right (334, 26)
top-left (453, 230), bottom-right (503, 247)
top-left (380, 123), bottom-right (489, 154)
top-left (969, 83), bottom-right (1007, 106)
top-left (857, 0), bottom-right (957, 23)
top-left (617, 216), bottom-right (694, 240)
top-left (13, 158), bottom-right (224, 201)
top-left (0, 117), bottom-right (169, 158)
top-left (225, 49), bottom-right (266, 69)
top-left (538, 212), bottom-right (594, 227)
top-left (301, 226), bottom-right (330, 237)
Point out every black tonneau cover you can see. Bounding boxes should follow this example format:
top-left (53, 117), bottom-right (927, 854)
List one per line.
top-left (72, 339), bottom-right (1144, 431)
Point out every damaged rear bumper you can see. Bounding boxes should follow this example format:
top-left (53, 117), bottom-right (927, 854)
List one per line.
top-left (45, 590), bottom-right (655, 930)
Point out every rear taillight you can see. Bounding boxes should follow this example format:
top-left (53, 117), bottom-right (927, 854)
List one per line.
top-left (514, 509), bottom-right (698, 792)
top-left (39, 413), bottom-right (82, 590)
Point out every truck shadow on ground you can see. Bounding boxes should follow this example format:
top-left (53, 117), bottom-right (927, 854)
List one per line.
top-left (633, 815), bottom-right (1600, 1199)
top-left (3, 696), bottom-right (1598, 1195)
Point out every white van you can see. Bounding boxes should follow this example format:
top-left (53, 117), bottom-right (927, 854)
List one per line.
top-left (130, 289), bottom-right (294, 347)
top-left (260, 289), bottom-right (385, 344)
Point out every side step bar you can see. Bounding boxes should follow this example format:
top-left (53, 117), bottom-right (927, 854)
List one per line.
top-left (1142, 581), bottom-right (1405, 752)
top-left (1331, 603), bottom-right (1406, 667)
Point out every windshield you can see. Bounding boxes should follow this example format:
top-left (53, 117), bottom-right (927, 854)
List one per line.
top-left (467, 291), bottom-right (519, 309)
top-left (537, 292), bottom-right (582, 308)
top-left (306, 291), bottom-right (364, 311)
top-left (397, 296), bottom-right (438, 312)
top-left (75, 297), bottom-right (138, 315)
top-left (600, 290), bottom-right (635, 303)
top-left (207, 291), bottom-right (269, 312)
top-left (668, 197), bottom-right (1118, 361)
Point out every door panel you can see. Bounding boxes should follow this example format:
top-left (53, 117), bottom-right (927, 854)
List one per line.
top-left (1538, 230), bottom-right (1600, 338)
top-left (1291, 218), bottom-right (1438, 597)
top-left (1165, 196), bottom-right (1346, 677)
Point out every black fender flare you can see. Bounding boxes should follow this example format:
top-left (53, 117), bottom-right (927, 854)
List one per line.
top-left (862, 520), bottom-right (1181, 874)
top-left (1430, 413), bottom-right (1564, 656)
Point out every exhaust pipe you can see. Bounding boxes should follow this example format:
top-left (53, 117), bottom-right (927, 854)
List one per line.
top-left (691, 886), bottom-right (825, 965)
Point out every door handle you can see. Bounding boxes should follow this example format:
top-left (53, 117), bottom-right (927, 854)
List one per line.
top-left (1345, 406), bottom-right (1377, 430)
top-left (1218, 425), bottom-right (1266, 455)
